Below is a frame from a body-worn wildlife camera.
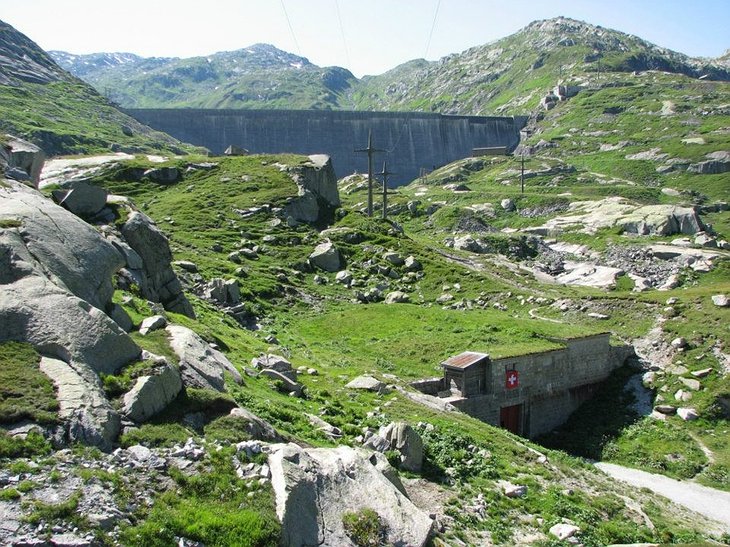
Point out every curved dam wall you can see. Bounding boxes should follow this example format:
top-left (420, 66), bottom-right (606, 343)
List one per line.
top-left (125, 109), bottom-right (527, 185)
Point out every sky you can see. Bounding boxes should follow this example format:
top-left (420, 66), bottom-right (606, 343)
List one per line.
top-left (2, 0), bottom-right (729, 77)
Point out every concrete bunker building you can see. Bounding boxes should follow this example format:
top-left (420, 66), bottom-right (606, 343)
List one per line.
top-left (413, 333), bottom-right (632, 438)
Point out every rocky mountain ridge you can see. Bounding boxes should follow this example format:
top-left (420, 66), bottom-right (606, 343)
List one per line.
top-left (51, 43), bottom-right (356, 109)
top-left (50, 16), bottom-right (730, 114)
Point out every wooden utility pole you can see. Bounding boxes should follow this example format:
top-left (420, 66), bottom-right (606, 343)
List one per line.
top-left (378, 161), bottom-right (395, 219)
top-left (520, 154), bottom-right (525, 194)
top-left (355, 130), bottom-right (384, 217)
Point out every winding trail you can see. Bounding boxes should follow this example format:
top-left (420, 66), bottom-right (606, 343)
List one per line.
top-left (595, 462), bottom-right (730, 534)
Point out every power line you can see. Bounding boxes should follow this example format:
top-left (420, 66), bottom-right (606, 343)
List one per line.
top-left (424, 0), bottom-right (441, 59)
top-left (333, 0), bottom-right (351, 69)
top-left (279, 0), bottom-right (302, 56)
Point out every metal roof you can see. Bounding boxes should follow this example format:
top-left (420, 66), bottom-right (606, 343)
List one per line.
top-left (442, 351), bottom-right (489, 370)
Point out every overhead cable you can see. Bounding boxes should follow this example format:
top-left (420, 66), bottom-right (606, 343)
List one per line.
top-left (334, 0), bottom-right (351, 69)
top-left (424, 0), bottom-right (441, 59)
top-left (280, 0), bottom-right (302, 56)
top-left (423, 0), bottom-right (441, 59)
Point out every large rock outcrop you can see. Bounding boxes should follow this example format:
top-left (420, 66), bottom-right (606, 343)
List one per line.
top-left (283, 155), bottom-right (341, 224)
top-left (268, 443), bottom-right (433, 547)
top-left (1, 179), bottom-right (123, 310)
top-left (529, 197), bottom-right (705, 236)
top-left (119, 211), bottom-right (195, 318)
top-left (0, 180), bottom-right (139, 373)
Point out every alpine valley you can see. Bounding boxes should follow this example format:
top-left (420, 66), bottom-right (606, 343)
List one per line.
top-left (0, 14), bottom-right (729, 547)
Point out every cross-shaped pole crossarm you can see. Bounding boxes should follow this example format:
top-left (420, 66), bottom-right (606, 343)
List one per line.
top-left (377, 161), bottom-right (396, 219)
top-left (354, 130), bottom-right (385, 217)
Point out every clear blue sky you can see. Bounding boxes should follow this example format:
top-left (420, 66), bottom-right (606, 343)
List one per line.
top-left (3, 0), bottom-right (728, 77)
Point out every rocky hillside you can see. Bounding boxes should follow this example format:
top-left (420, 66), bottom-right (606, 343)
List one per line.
top-left (0, 20), bottom-right (189, 156)
top-left (350, 17), bottom-right (730, 115)
top-left (50, 44), bottom-right (357, 109)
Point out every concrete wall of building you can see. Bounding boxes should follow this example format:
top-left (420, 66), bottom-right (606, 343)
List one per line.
top-left (125, 109), bottom-right (527, 186)
top-left (442, 334), bottom-right (627, 438)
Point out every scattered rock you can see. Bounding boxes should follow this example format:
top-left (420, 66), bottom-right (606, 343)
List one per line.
top-left (680, 377), bottom-right (701, 391)
top-left (166, 325), bottom-right (242, 391)
top-left (711, 294), bottom-right (729, 307)
top-left (251, 354), bottom-right (295, 380)
top-left (120, 211), bottom-right (194, 318)
top-left (501, 198), bottom-right (516, 212)
top-left (383, 251), bottom-right (405, 266)
top-left (1, 135), bottom-right (45, 187)
top-left (687, 151), bottom-right (730, 175)
top-left (670, 337), bottom-right (688, 350)
top-left (404, 256), bottom-right (422, 271)
top-left (677, 408), bottom-right (699, 421)
top-left (283, 155), bottom-right (341, 224)
top-left (261, 369), bottom-right (303, 396)
top-left (653, 405), bottom-right (676, 415)
top-left (204, 278), bottom-right (241, 306)
top-left (224, 145), bottom-right (249, 156)
top-left (549, 522), bottom-right (580, 540)
top-left (385, 291), bottom-right (410, 304)
top-left (39, 356), bottom-right (120, 450)
top-left (587, 312), bottom-right (610, 320)
top-left (379, 422), bottom-right (423, 472)
top-left (49, 533), bottom-right (92, 547)
top-left (309, 240), bottom-right (343, 272)
top-left (139, 314), bottom-right (167, 336)
top-left (503, 483), bottom-right (528, 498)
top-left (681, 137), bottom-right (706, 145)
top-left (229, 407), bottom-right (283, 442)
top-left (335, 270), bottom-right (353, 286)
top-left (346, 375), bottom-right (386, 392)
top-left (143, 167), bottom-right (180, 184)
top-left (691, 368), bottom-right (713, 378)
top-left (121, 361), bottom-right (183, 422)
top-left (642, 371), bottom-right (656, 387)
top-left (306, 413), bottom-right (342, 439)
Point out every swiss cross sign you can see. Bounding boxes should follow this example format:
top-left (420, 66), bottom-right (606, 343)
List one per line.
top-left (505, 370), bottom-right (519, 389)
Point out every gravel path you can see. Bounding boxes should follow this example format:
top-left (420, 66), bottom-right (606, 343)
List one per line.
top-left (595, 462), bottom-right (730, 533)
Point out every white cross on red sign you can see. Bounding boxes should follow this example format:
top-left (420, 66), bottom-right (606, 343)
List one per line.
top-left (506, 370), bottom-right (519, 389)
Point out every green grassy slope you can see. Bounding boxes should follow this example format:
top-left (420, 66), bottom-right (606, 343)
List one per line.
top-left (0, 19), bottom-right (190, 155)
top-left (73, 152), bottom-right (728, 544)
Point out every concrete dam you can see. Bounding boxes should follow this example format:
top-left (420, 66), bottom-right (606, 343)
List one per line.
top-left (125, 109), bottom-right (527, 185)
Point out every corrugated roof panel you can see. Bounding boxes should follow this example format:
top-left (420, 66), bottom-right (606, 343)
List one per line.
top-left (442, 351), bottom-right (488, 369)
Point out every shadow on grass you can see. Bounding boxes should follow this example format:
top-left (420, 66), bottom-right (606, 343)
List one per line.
top-left (536, 365), bottom-right (645, 460)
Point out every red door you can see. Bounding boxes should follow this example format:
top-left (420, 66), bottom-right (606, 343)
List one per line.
top-left (500, 404), bottom-right (522, 434)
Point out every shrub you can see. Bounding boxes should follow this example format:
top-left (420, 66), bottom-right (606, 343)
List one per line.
top-left (120, 423), bottom-right (192, 448)
top-left (342, 508), bottom-right (385, 547)
top-left (0, 430), bottom-right (51, 459)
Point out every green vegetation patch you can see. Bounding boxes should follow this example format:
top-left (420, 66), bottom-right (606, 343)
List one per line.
top-left (120, 446), bottom-right (279, 546)
top-left (0, 341), bottom-right (58, 425)
top-left (342, 508), bottom-right (385, 547)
